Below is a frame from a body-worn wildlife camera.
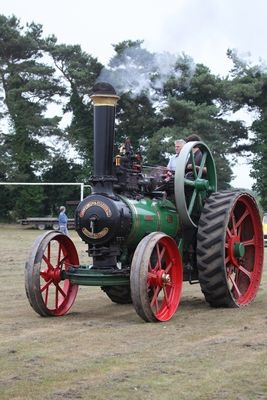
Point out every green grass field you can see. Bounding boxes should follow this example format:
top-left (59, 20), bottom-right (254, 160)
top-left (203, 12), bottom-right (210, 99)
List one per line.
top-left (0, 225), bottom-right (266, 400)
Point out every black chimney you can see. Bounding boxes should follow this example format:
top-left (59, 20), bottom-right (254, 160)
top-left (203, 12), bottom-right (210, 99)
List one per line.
top-left (90, 82), bottom-right (119, 195)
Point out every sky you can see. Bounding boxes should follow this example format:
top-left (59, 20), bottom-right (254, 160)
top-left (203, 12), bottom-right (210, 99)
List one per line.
top-left (1, 0), bottom-right (267, 189)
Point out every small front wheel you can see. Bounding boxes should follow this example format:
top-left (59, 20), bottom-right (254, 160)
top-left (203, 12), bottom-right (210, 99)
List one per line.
top-left (25, 231), bottom-right (79, 316)
top-left (130, 232), bottom-right (183, 322)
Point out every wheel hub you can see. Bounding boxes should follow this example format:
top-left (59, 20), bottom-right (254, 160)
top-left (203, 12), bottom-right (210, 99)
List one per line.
top-left (162, 272), bottom-right (171, 284)
top-left (229, 235), bottom-right (245, 261)
top-left (42, 267), bottom-right (62, 284)
top-left (194, 178), bottom-right (210, 190)
top-left (233, 242), bottom-right (245, 258)
top-left (148, 270), bottom-right (171, 287)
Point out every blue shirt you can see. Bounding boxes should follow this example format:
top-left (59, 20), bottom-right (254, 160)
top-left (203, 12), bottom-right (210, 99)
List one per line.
top-left (58, 212), bottom-right (68, 226)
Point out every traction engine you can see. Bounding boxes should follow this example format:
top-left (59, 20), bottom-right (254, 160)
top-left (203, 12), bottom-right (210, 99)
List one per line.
top-left (25, 82), bottom-right (264, 322)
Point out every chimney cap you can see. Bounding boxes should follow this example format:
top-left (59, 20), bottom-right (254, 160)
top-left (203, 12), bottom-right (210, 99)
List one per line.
top-left (92, 82), bottom-right (116, 96)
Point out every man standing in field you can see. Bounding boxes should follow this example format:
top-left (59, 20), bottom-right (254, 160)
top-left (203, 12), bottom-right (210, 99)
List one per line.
top-left (58, 206), bottom-right (69, 236)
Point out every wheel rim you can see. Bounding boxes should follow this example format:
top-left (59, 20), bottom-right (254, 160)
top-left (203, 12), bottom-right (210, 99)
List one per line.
top-left (175, 141), bottom-right (217, 228)
top-left (131, 232), bottom-right (183, 322)
top-left (225, 194), bottom-right (264, 305)
top-left (25, 231), bottom-right (79, 316)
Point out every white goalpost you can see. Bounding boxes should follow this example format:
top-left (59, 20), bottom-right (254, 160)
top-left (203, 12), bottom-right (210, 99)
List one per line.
top-left (0, 182), bottom-right (91, 201)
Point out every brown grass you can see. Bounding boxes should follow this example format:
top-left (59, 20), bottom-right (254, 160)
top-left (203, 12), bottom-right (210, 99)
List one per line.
top-left (0, 224), bottom-right (266, 400)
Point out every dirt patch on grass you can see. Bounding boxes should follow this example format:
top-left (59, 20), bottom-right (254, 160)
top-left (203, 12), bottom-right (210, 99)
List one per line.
top-left (0, 225), bottom-right (266, 400)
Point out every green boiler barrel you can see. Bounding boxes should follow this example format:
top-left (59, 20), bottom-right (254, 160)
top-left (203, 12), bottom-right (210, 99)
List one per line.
top-left (120, 196), bottom-right (180, 248)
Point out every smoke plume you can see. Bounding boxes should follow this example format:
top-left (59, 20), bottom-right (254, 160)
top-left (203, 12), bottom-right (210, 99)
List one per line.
top-left (97, 45), bottom-right (196, 101)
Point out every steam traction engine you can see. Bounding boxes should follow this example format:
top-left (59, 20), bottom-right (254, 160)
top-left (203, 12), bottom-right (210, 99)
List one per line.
top-left (25, 82), bottom-right (264, 322)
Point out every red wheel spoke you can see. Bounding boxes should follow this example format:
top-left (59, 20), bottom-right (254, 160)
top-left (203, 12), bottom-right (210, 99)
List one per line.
top-left (162, 286), bottom-right (171, 308)
top-left (225, 255), bottom-right (230, 264)
top-left (44, 287), bottom-right (49, 305)
top-left (58, 255), bottom-right (68, 270)
top-left (56, 243), bottom-right (68, 267)
top-left (243, 237), bottom-right (256, 247)
top-left (236, 209), bottom-right (250, 231)
top-left (40, 278), bottom-right (52, 293)
top-left (226, 264), bottom-right (233, 278)
top-left (40, 270), bottom-right (48, 280)
top-left (226, 226), bottom-right (232, 240)
top-left (154, 298), bottom-right (159, 313)
top-left (150, 286), bottom-right (160, 308)
top-left (155, 244), bottom-right (165, 270)
top-left (42, 254), bottom-right (54, 270)
top-left (47, 242), bottom-right (51, 262)
top-left (236, 265), bottom-right (252, 280)
top-left (43, 242), bottom-right (55, 269)
top-left (147, 271), bottom-right (157, 281)
top-left (229, 274), bottom-right (242, 297)
top-left (151, 290), bottom-right (160, 313)
top-left (57, 243), bottom-right (62, 266)
top-left (55, 282), bottom-right (67, 299)
top-left (40, 280), bottom-right (51, 305)
top-left (230, 212), bottom-right (237, 236)
top-left (165, 261), bottom-right (173, 274)
top-left (54, 283), bottom-right (67, 309)
top-left (150, 254), bottom-right (158, 272)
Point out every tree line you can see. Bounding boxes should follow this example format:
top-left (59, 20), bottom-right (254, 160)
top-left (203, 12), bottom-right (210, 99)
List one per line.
top-left (0, 14), bottom-right (266, 221)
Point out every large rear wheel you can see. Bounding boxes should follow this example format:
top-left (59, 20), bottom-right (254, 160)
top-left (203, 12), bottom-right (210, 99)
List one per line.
top-left (101, 285), bottom-right (132, 304)
top-left (25, 231), bottom-right (79, 316)
top-left (197, 190), bottom-right (264, 307)
top-left (130, 232), bottom-right (183, 322)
